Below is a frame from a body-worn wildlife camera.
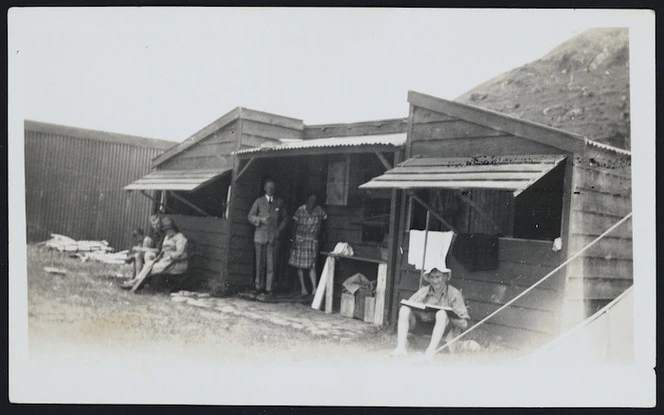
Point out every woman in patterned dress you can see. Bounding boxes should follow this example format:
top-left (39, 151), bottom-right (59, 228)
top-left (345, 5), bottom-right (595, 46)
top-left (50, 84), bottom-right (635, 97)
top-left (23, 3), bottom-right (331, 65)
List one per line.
top-left (288, 194), bottom-right (327, 296)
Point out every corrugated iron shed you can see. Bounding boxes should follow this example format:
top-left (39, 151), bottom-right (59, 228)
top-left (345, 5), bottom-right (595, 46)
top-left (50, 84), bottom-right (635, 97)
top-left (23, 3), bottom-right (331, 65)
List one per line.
top-left (24, 120), bottom-right (176, 250)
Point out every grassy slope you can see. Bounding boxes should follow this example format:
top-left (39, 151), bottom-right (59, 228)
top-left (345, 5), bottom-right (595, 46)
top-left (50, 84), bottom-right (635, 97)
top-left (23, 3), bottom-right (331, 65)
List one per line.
top-left (456, 28), bottom-right (630, 149)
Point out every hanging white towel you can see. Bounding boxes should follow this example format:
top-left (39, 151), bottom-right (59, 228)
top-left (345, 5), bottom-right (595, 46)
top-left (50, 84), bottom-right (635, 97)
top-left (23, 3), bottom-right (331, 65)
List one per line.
top-left (407, 230), bottom-right (454, 272)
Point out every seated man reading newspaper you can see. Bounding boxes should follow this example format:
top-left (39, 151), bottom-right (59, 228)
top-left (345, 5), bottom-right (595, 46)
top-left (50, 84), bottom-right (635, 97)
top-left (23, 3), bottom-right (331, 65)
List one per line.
top-left (390, 265), bottom-right (470, 360)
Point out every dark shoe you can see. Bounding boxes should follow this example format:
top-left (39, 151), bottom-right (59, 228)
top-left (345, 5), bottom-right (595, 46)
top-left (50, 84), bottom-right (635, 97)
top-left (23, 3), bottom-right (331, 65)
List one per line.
top-left (263, 291), bottom-right (274, 297)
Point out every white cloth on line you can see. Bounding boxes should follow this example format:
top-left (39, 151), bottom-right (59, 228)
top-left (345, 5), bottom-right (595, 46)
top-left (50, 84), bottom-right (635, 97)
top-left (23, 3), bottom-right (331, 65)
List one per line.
top-left (407, 230), bottom-right (454, 272)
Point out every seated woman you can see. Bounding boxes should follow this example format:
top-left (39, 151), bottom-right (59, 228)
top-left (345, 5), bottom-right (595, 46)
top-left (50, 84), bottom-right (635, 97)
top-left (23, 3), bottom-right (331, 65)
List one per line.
top-left (122, 216), bottom-right (189, 292)
top-left (128, 227), bottom-right (155, 278)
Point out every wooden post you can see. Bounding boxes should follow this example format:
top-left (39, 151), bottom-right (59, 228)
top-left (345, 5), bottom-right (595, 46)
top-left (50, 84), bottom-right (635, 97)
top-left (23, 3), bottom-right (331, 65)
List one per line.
top-left (373, 262), bottom-right (388, 325)
top-left (159, 190), bottom-right (168, 213)
top-left (419, 209), bottom-right (430, 289)
top-left (325, 257), bottom-right (335, 314)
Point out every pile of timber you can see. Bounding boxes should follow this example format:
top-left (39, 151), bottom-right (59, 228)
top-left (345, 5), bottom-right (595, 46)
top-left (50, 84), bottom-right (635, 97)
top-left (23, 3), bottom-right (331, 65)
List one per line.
top-left (40, 234), bottom-right (129, 265)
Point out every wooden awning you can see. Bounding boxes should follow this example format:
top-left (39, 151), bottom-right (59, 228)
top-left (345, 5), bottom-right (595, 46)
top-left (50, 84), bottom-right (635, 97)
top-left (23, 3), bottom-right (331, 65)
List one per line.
top-left (124, 168), bottom-right (231, 191)
top-left (359, 154), bottom-right (566, 196)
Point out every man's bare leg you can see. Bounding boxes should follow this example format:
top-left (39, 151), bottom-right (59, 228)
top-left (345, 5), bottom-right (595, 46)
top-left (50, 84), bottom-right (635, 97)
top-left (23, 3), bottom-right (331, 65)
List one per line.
top-left (390, 306), bottom-right (415, 357)
top-left (424, 310), bottom-right (449, 360)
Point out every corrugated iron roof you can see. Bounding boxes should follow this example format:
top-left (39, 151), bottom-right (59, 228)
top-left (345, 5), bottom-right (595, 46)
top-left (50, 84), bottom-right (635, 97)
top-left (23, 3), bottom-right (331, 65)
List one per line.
top-left (124, 168), bottom-right (232, 191)
top-left (235, 133), bottom-right (407, 156)
top-left (359, 154), bottom-right (566, 196)
top-left (585, 138), bottom-right (631, 156)
top-left (24, 119), bottom-right (175, 150)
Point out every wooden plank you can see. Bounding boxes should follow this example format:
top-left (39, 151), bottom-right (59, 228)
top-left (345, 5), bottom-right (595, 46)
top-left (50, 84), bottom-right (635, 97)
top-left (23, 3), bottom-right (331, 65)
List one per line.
top-left (373, 262), bottom-right (387, 325)
top-left (374, 152), bottom-right (392, 170)
top-left (239, 107), bottom-right (304, 131)
top-left (170, 215), bottom-right (229, 234)
top-left (573, 256), bottom-right (633, 278)
top-left (175, 140), bottom-right (236, 159)
top-left (389, 163), bottom-right (553, 174)
top-left (573, 167), bottom-right (632, 195)
top-left (160, 156), bottom-right (229, 171)
top-left (573, 162), bottom-right (631, 181)
top-left (303, 118), bottom-right (407, 139)
top-left (572, 192), bottom-right (632, 217)
top-left (465, 299), bottom-right (557, 333)
top-left (571, 209), bottom-right (633, 238)
top-left (240, 134), bottom-right (282, 149)
top-left (412, 106), bottom-right (457, 123)
top-left (497, 238), bottom-right (561, 267)
top-left (410, 137), bottom-right (562, 159)
top-left (446, 256), bottom-right (563, 291)
top-left (568, 235), bottom-right (633, 258)
top-left (242, 119), bottom-right (303, 141)
top-left (407, 90), bottom-right (586, 154)
top-left (379, 171), bottom-right (546, 182)
top-left (565, 277), bottom-right (633, 300)
top-left (325, 258), bottom-right (335, 314)
top-left (412, 120), bottom-right (507, 140)
top-left (452, 278), bottom-right (561, 312)
top-left (154, 109), bottom-right (240, 167)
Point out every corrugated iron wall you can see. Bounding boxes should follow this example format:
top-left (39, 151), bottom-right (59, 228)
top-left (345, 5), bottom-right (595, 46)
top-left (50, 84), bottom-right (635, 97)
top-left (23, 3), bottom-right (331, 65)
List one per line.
top-left (24, 129), bottom-right (168, 251)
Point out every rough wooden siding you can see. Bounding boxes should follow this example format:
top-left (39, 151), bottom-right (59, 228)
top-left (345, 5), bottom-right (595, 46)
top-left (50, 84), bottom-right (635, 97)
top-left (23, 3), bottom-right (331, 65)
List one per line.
top-left (465, 190), bottom-right (514, 235)
top-left (397, 235), bottom-right (564, 350)
top-left (168, 214), bottom-right (227, 290)
top-left (562, 145), bottom-right (632, 328)
top-left (304, 118), bottom-right (408, 139)
top-left (409, 106), bottom-right (562, 158)
top-left (226, 158), bottom-right (262, 288)
top-left (159, 122), bottom-right (239, 171)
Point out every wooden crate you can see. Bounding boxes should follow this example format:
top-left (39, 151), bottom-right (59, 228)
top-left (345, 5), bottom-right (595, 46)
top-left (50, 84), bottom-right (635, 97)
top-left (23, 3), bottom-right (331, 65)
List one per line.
top-left (340, 293), bottom-right (355, 318)
top-left (364, 296), bottom-right (376, 323)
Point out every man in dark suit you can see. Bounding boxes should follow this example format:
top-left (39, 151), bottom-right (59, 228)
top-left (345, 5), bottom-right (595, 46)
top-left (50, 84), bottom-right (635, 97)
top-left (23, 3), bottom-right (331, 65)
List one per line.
top-left (247, 179), bottom-right (287, 296)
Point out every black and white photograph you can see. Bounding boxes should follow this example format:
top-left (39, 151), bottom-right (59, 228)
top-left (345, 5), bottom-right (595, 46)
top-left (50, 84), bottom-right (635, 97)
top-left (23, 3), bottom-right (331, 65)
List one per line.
top-left (8, 7), bottom-right (656, 407)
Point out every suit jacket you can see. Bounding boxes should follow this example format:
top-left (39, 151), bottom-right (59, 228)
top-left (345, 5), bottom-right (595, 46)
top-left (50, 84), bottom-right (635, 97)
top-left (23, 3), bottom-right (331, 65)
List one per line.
top-left (247, 195), bottom-right (287, 244)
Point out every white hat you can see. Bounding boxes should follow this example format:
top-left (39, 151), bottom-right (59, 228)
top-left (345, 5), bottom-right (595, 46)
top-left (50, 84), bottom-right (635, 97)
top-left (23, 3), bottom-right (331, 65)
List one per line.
top-left (424, 264), bottom-right (451, 274)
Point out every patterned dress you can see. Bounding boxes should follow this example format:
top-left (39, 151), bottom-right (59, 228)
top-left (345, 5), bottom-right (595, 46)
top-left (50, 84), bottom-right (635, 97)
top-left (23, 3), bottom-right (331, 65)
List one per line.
top-left (288, 205), bottom-right (327, 269)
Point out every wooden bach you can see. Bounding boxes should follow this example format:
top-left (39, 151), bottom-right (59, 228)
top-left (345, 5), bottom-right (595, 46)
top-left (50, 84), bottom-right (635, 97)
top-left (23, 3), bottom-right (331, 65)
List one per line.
top-left (233, 120), bottom-right (407, 323)
top-left (128, 107), bottom-right (305, 294)
top-left (368, 91), bottom-right (632, 352)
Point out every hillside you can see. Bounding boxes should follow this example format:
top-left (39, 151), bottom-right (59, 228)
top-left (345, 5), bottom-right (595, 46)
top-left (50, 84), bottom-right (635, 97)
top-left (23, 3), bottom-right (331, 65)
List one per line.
top-left (457, 28), bottom-right (630, 150)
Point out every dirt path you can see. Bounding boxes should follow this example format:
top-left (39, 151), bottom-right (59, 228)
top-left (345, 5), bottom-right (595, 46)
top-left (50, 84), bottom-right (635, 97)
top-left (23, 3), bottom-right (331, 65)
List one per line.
top-left (27, 245), bottom-right (408, 368)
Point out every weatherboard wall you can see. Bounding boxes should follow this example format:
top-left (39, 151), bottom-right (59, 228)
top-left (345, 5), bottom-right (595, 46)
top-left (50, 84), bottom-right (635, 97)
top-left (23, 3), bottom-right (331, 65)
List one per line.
top-left (561, 144), bottom-right (633, 329)
top-left (157, 121), bottom-right (239, 171)
top-left (392, 95), bottom-right (574, 351)
top-left (167, 214), bottom-right (228, 291)
top-left (24, 121), bottom-right (173, 250)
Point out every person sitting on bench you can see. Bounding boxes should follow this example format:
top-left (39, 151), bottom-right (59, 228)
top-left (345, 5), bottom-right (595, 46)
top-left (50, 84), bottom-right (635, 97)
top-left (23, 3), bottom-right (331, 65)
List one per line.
top-left (122, 216), bottom-right (188, 292)
top-left (390, 266), bottom-right (470, 360)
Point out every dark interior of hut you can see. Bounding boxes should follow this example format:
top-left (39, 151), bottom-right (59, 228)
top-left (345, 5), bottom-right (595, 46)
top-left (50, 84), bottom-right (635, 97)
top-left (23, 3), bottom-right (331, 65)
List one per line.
top-left (243, 152), bottom-right (395, 296)
top-left (408, 162), bottom-right (565, 242)
top-left (164, 173), bottom-right (232, 218)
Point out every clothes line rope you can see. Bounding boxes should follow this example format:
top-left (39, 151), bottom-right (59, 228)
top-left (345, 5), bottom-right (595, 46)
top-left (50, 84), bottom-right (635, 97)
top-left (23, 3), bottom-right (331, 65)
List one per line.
top-left (434, 212), bottom-right (633, 355)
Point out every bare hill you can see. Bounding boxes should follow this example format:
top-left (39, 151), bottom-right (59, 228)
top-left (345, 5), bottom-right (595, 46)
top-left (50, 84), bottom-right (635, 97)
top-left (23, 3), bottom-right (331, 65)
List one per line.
top-left (457, 28), bottom-right (630, 149)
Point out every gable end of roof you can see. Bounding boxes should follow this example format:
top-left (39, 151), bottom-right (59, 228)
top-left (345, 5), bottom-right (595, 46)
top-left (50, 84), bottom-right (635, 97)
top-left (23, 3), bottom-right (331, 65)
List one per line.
top-left (407, 90), bottom-right (587, 154)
